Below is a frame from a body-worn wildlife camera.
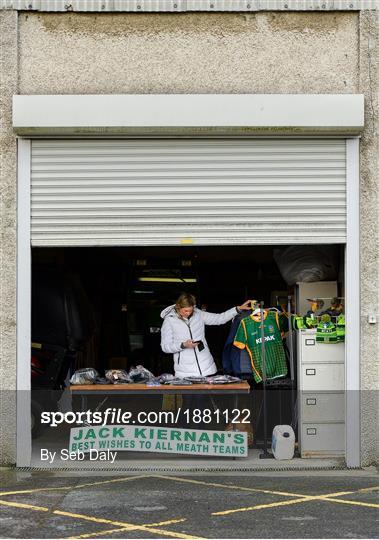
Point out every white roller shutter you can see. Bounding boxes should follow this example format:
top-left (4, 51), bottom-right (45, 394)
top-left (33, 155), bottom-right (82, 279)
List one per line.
top-left (31, 138), bottom-right (346, 246)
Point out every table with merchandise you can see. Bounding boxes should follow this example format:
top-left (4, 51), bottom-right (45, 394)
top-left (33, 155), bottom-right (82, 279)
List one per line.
top-left (70, 368), bottom-right (249, 420)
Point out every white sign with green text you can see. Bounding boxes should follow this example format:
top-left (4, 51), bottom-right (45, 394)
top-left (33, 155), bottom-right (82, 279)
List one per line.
top-left (69, 425), bottom-right (248, 457)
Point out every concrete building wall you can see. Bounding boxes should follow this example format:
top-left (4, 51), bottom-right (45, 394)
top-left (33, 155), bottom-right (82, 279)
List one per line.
top-left (0, 9), bottom-right (377, 465)
top-left (18, 12), bottom-right (359, 94)
top-left (0, 9), bottom-right (18, 465)
top-left (358, 10), bottom-right (379, 467)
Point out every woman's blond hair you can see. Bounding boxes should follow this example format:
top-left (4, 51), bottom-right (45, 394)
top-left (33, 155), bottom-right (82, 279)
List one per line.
top-left (175, 293), bottom-right (196, 310)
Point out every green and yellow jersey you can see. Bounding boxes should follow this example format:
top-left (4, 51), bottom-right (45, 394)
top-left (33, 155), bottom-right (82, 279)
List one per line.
top-left (233, 311), bottom-right (288, 384)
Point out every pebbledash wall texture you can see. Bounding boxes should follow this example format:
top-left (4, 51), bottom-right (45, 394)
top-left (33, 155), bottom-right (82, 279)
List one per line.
top-left (0, 9), bottom-right (378, 466)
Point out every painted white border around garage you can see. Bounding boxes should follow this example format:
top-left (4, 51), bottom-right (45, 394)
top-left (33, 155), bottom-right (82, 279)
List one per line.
top-left (16, 137), bottom-right (362, 468)
top-left (345, 138), bottom-right (361, 468)
top-left (1, 0), bottom-right (378, 12)
top-left (16, 138), bottom-right (31, 467)
top-left (13, 94), bottom-right (364, 137)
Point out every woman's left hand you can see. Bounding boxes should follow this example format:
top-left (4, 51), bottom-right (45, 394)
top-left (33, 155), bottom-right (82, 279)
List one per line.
top-left (237, 300), bottom-right (255, 311)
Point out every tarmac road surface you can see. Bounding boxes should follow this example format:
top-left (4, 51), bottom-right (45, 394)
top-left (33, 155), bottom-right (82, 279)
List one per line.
top-left (0, 468), bottom-right (378, 538)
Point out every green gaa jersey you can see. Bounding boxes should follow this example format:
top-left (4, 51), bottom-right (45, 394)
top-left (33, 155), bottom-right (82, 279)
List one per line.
top-left (233, 311), bottom-right (288, 384)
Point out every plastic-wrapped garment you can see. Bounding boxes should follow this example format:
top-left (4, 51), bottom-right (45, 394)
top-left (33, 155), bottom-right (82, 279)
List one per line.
top-left (95, 377), bottom-right (108, 385)
top-left (70, 368), bottom-right (99, 385)
top-left (146, 378), bottom-right (162, 387)
top-left (129, 365), bottom-right (155, 383)
top-left (273, 246), bottom-right (338, 286)
top-left (158, 373), bottom-right (175, 383)
top-left (165, 378), bottom-right (193, 386)
top-left (105, 369), bottom-right (131, 384)
top-left (206, 375), bottom-right (242, 385)
top-left (185, 376), bottom-right (208, 384)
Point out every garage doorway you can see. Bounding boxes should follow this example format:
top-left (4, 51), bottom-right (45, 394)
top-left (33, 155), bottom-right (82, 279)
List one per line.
top-left (29, 244), bottom-right (348, 468)
top-left (16, 137), bottom-right (360, 468)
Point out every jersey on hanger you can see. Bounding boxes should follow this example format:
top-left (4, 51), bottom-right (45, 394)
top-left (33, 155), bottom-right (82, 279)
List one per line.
top-left (233, 311), bottom-right (288, 384)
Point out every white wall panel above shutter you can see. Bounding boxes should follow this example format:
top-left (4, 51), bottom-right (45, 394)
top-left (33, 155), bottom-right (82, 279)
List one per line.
top-left (30, 138), bottom-right (346, 246)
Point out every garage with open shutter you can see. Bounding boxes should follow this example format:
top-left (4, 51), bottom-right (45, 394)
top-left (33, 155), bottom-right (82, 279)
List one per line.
top-left (27, 135), bottom-right (350, 466)
top-left (14, 94), bottom-right (361, 469)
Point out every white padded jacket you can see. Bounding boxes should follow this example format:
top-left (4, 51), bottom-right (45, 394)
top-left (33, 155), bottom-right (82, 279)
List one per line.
top-left (160, 305), bottom-right (238, 378)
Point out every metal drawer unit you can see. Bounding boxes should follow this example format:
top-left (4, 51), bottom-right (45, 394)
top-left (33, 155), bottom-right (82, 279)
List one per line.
top-left (300, 423), bottom-right (345, 457)
top-left (301, 392), bottom-right (345, 423)
top-left (297, 329), bottom-right (345, 458)
top-left (301, 363), bottom-right (344, 392)
top-left (300, 333), bottom-right (344, 363)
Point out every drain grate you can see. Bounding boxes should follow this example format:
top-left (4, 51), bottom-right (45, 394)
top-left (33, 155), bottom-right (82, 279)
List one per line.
top-left (13, 464), bottom-right (353, 473)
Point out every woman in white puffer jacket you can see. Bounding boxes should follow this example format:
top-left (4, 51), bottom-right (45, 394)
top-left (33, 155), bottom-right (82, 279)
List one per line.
top-left (160, 293), bottom-right (252, 378)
